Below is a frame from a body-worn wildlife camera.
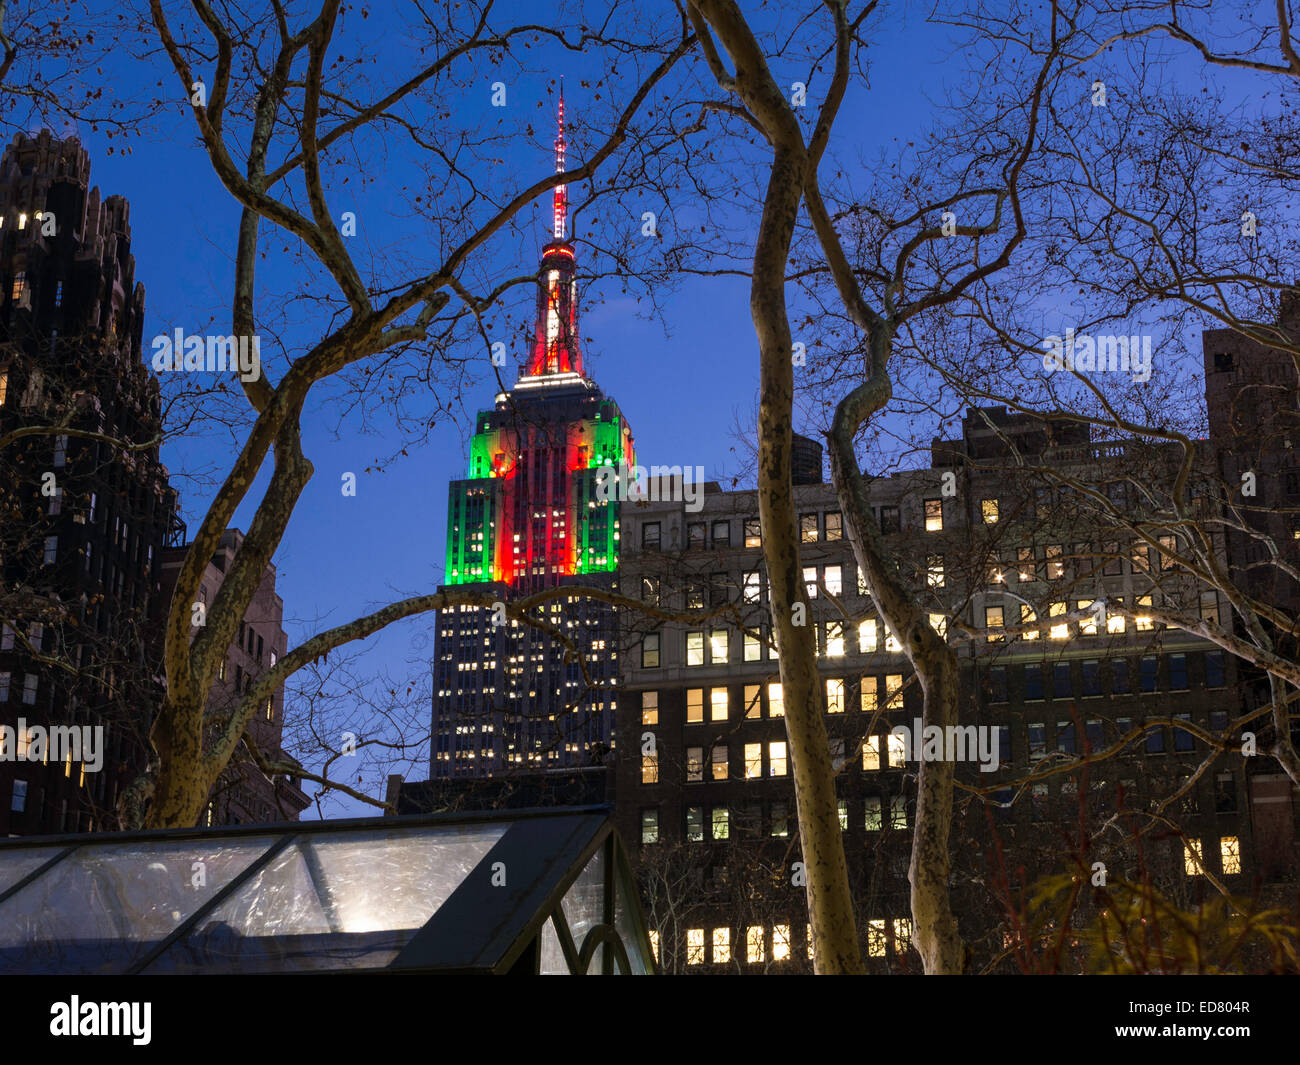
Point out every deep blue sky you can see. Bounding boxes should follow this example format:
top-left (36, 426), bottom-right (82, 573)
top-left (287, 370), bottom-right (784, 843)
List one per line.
top-left (26, 2), bottom-right (1227, 816)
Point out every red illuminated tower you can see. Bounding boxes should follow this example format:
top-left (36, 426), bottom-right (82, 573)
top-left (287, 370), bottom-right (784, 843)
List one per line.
top-left (433, 93), bottom-right (634, 778)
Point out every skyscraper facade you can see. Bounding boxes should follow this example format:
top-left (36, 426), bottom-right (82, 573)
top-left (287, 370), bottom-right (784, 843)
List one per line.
top-left (432, 96), bottom-right (634, 778)
top-left (0, 130), bottom-right (181, 834)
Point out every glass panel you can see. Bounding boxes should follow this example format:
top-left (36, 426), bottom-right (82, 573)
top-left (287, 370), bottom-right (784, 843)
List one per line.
top-left (539, 914), bottom-right (570, 975)
top-left (0, 846), bottom-right (66, 896)
top-left (147, 823), bottom-right (503, 973)
top-left (613, 876), bottom-right (648, 975)
top-left (561, 845), bottom-right (606, 968)
top-left (0, 837), bottom-right (276, 973)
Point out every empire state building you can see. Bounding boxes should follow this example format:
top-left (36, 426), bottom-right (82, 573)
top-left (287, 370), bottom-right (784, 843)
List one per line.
top-left (431, 94), bottom-right (634, 778)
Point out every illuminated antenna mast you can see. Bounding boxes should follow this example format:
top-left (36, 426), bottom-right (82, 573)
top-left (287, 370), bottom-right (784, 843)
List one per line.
top-left (553, 85), bottom-right (567, 240)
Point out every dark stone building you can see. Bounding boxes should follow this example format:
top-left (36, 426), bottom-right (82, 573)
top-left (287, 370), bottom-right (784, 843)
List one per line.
top-left (160, 529), bottom-right (309, 825)
top-left (0, 130), bottom-right (181, 835)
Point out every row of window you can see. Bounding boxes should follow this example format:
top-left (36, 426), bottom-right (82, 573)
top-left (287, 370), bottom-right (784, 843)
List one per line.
top-left (987, 653), bottom-right (1225, 702)
top-left (661, 916), bottom-right (912, 966)
top-left (640, 796), bottom-right (910, 843)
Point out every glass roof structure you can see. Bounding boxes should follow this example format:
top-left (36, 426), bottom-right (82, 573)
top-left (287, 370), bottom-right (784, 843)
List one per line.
top-left (0, 805), bottom-right (654, 975)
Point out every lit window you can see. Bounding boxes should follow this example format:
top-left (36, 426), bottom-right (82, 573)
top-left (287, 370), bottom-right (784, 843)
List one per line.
top-left (886, 731), bottom-right (906, 768)
top-left (804, 566), bottom-right (819, 598)
top-left (711, 745), bottom-right (728, 781)
top-left (800, 513), bottom-right (819, 543)
top-left (712, 806), bottom-right (729, 839)
top-left (924, 499), bottom-right (943, 532)
top-left (825, 622), bottom-right (844, 657)
top-left (685, 631), bottom-right (704, 665)
top-left (824, 565), bottom-right (842, 596)
top-left (686, 805), bottom-right (704, 842)
top-left (838, 799), bottom-right (848, 829)
top-left (686, 747), bottom-right (704, 783)
top-left (1049, 602), bottom-right (1068, 640)
top-left (981, 499), bottom-right (999, 524)
top-left (1077, 600), bottom-right (1097, 635)
top-left (747, 926), bottom-right (765, 964)
top-left (10, 270), bottom-right (26, 299)
top-left (1220, 836), bottom-right (1240, 875)
top-left (1046, 544), bottom-right (1064, 580)
top-left (861, 675), bottom-right (878, 713)
top-left (768, 682), bottom-right (784, 717)
top-left (884, 674), bottom-right (904, 710)
top-left (744, 519), bottom-right (761, 548)
top-left (1017, 548), bottom-right (1035, 582)
top-left (868, 919), bottom-right (887, 957)
top-left (826, 677), bottom-right (844, 713)
top-left (985, 605), bottom-right (1004, 642)
top-left (743, 631), bottom-right (762, 661)
top-left (686, 688), bottom-right (704, 723)
top-left (744, 743), bottom-right (762, 779)
top-left (641, 691), bottom-right (659, 725)
top-left (743, 571), bottom-right (761, 603)
top-left (710, 629), bottom-right (728, 663)
top-left (773, 924), bottom-right (791, 961)
top-left (863, 735), bottom-right (881, 771)
top-left (865, 796), bottom-right (882, 830)
top-left (884, 626), bottom-right (900, 653)
top-left (859, 618), bottom-right (878, 653)
top-left (769, 741), bottom-right (788, 776)
top-left (641, 808), bottom-right (659, 844)
top-left (1107, 605), bottom-right (1126, 634)
top-left (1183, 839), bottom-right (1203, 876)
top-left (708, 688), bottom-right (728, 721)
top-left (928, 613), bottom-right (947, 637)
top-left (926, 555), bottom-right (944, 588)
top-left (687, 928), bottom-right (705, 965)
top-left (713, 928), bottom-right (731, 964)
top-left (893, 918), bottom-right (912, 952)
top-left (744, 684), bottom-right (762, 719)
top-left (649, 931), bottom-right (660, 963)
top-left (1135, 595), bottom-right (1154, 631)
top-left (641, 753), bottom-right (658, 784)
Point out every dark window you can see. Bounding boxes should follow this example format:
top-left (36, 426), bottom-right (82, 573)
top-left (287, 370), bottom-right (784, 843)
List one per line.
top-left (1213, 352), bottom-right (1234, 373)
top-left (1112, 659), bottom-right (1131, 694)
top-left (1169, 653), bottom-right (1188, 691)
top-left (1053, 662), bottom-right (1072, 700)
top-left (1145, 722), bottom-right (1165, 754)
top-left (641, 633), bottom-right (660, 668)
top-left (987, 666), bottom-right (1008, 704)
top-left (998, 726), bottom-right (1012, 763)
top-left (641, 808), bottom-right (659, 844)
top-left (687, 522), bottom-right (706, 548)
top-left (711, 520), bottom-right (731, 547)
top-left (994, 787), bottom-right (1013, 824)
top-left (1102, 541), bottom-right (1122, 576)
top-left (1025, 664), bottom-right (1044, 701)
top-left (1215, 773), bottom-right (1237, 813)
top-left (1209, 710), bottom-right (1229, 736)
top-left (1028, 724), bottom-right (1046, 760)
top-left (1085, 719), bottom-right (1104, 752)
top-left (880, 506), bottom-right (900, 535)
top-left (1205, 651), bottom-right (1225, 689)
top-left (1173, 714), bottom-right (1195, 752)
top-left (1056, 721), bottom-right (1076, 755)
top-left (1081, 659), bottom-right (1101, 697)
top-left (686, 806), bottom-right (704, 842)
top-left (641, 522), bottom-right (660, 550)
top-left (1140, 655), bottom-right (1158, 693)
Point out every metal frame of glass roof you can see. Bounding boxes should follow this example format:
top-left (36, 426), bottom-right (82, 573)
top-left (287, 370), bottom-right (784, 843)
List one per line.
top-left (0, 805), bottom-right (655, 975)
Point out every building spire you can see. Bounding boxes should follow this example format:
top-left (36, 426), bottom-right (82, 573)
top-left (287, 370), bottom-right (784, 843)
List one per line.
top-left (553, 81), bottom-right (567, 241)
top-left (523, 85), bottom-right (584, 381)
